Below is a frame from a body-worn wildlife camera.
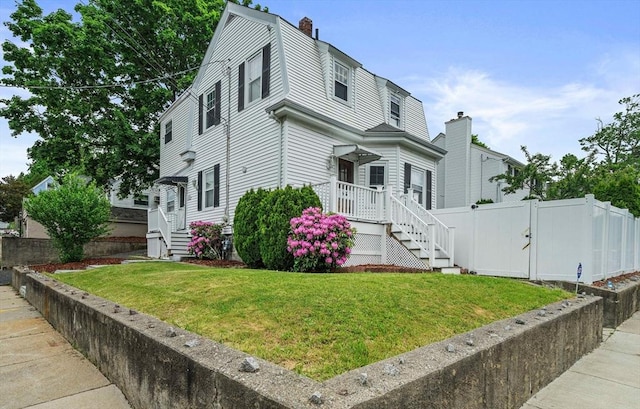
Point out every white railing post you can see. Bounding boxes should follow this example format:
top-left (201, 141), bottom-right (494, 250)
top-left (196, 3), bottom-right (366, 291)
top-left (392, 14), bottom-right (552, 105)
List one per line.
top-left (449, 227), bottom-right (455, 267)
top-left (384, 187), bottom-right (392, 222)
top-left (429, 223), bottom-right (436, 268)
top-left (329, 176), bottom-right (337, 213)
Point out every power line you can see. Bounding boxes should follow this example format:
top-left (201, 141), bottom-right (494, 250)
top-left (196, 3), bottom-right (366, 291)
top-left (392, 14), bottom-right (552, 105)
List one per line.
top-left (1, 65), bottom-right (200, 90)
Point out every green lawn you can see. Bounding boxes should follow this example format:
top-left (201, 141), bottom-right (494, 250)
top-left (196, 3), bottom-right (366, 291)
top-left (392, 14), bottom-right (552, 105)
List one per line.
top-left (53, 262), bottom-right (570, 381)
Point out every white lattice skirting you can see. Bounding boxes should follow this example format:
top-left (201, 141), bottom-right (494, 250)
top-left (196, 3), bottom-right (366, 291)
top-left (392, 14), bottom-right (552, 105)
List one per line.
top-left (343, 221), bottom-right (428, 269)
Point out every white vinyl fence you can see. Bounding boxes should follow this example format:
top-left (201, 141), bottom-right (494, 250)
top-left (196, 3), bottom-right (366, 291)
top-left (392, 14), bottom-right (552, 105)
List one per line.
top-left (431, 195), bottom-right (640, 284)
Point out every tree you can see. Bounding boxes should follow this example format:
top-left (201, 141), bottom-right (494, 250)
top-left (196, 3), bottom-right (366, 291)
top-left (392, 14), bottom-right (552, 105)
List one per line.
top-left (0, 174), bottom-right (31, 222)
top-left (546, 153), bottom-right (595, 200)
top-left (580, 94), bottom-right (640, 171)
top-left (471, 134), bottom-right (489, 149)
top-left (490, 146), bottom-right (555, 200)
top-left (593, 166), bottom-right (640, 217)
top-left (24, 173), bottom-right (111, 262)
top-left (1, 0), bottom-right (264, 197)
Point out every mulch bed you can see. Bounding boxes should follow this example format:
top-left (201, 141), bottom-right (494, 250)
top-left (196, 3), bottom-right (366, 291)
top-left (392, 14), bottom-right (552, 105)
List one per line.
top-left (30, 258), bottom-right (126, 273)
top-left (591, 270), bottom-right (640, 287)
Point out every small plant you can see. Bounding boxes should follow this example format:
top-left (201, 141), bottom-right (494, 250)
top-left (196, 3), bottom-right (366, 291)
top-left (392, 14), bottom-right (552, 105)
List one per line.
top-left (287, 207), bottom-right (355, 272)
top-left (187, 221), bottom-right (223, 259)
top-left (24, 173), bottom-right (111, 262)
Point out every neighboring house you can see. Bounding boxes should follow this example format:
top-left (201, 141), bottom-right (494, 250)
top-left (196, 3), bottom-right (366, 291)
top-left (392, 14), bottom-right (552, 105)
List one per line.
top-left (432, 112), bottom-right (527, 209)
top-left (148, 2), bottom-right (455, 269)
top-left (23, 176), bottom-right (150, 239)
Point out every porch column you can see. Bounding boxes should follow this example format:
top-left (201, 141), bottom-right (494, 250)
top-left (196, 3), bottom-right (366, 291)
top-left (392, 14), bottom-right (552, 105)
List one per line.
top-left (329, 176), bottom-right (338, 213)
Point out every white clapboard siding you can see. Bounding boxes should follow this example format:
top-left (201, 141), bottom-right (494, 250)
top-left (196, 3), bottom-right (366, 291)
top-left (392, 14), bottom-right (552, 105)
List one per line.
top-left (404, 96), bottom-right (429, 140)
top-left (280, 23), bottom-right (387, 131)
top-left (159, 94), bottom-right (192, 177)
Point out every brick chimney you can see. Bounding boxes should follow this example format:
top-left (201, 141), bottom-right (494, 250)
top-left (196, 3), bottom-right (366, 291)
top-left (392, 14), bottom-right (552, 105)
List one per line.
top-left (299, 17), bottom-right (312, 37)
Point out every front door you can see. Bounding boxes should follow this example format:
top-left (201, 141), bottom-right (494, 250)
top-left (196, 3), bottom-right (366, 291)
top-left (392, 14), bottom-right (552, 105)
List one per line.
top-left (177, 185), bottom-right (186, 230)
top-left (338, 159), bottom-right (354, 183)
top-left (338, 159), bottom-right (354, 214)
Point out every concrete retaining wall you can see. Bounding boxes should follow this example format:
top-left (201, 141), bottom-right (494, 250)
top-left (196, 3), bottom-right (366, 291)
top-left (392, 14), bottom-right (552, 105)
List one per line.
top-left (556, 280), bottom-right (640, 328)
top-left (13, 269), bottom-right (603, 409)
top-left (0, 237), bottom-right (146, 268)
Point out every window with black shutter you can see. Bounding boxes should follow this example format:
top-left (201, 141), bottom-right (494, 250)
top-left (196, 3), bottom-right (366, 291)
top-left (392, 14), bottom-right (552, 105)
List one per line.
top-left (426, 170), bottom-right (433, 210)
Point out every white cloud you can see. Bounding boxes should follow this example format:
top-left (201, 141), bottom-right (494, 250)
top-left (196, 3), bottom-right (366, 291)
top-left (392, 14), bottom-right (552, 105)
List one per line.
top-left (405, 52), bottom-right (639, 164)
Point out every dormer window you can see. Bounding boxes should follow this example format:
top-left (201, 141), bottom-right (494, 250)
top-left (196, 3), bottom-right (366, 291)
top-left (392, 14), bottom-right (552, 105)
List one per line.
top-left (390, 95), bottom-right (401, 127)
top-left (334, 60), bottom-right (349, 102)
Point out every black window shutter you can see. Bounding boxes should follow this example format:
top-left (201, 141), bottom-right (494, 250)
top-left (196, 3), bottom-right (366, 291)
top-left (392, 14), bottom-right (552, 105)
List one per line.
top-left (197, 171), bottom-right (203, 211)
top-left (198, 94), bottom-right (203, 135)
top-left (426, 170), bottom-right (433, 210)
top-left (262, 43), bottom-right (271, 99)
top-left (213, 164), bottom-right (220, 208)
top-left (214, 80), bottom-right (221, 125)
top-left (404, 163), bottom-right (411, 194)
top-left (238, 63), bottom-right (245, 112)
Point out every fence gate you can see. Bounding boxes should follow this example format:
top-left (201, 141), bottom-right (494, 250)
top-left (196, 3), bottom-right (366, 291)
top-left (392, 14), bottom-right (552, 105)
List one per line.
top-left (470, 201), bottom-right (534, 278)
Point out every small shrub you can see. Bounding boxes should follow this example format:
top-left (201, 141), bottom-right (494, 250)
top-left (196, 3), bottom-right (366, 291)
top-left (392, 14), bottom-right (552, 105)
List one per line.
top-left (234, 188), bottom-right (268, 268)
top-left (187, 221), bottom-right (223, 259)
top-left (475, 198), bottom-right (494, 205)
top-left (287, 207), bottom-right (355, 272)
top-left (24, 173), bottom-right (111, 262)
top-left (257, 185), bottom-right (321, 271)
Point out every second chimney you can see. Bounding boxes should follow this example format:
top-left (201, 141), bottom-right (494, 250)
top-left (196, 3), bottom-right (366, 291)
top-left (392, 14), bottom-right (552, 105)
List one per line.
top-left (299, 17), bottom-right (312, 37)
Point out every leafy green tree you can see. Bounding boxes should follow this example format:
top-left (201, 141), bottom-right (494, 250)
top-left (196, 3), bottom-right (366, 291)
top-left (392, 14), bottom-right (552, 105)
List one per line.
top-left (580, 94), bottom-right (639, 171)
top-left (471, 134), bottom-right (489, 149)
top-left (24, 173), bottom-right (111, 262)
top-left (0, 174), bottom-right (31, 222)
top-left (546, 153), bottom-right (595, 200)
top-left (593, 166), bottom-right (640, 217)
top-left (490, 146), bottom-right (555, 200)
top-left (1, 0), bottom-right (264, 197)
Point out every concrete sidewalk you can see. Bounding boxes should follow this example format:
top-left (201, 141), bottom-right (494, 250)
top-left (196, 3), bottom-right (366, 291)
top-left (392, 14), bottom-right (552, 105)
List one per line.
top-left (521, 310), bottom-right (640, 409)
top-left (0, 285), bottom-right (131, 409)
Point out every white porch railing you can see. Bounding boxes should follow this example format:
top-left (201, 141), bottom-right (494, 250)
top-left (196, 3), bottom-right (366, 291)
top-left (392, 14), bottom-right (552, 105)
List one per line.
top-left (401, 193), bottom-right (455, 260)
top-left (312, 177), bottom-right (386, 221)
top-left (148, 207), bottom-right (173, 249)
top-left (312, 177), bottom-right (454, 266)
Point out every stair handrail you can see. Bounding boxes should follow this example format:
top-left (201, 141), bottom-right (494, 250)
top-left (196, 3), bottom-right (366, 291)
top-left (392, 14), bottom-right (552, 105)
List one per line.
top-left (389, 195), bottom-right (436, 267)
top-left (400, 194), bottom-right (452, 259)
top-left (148, 207), bottom-right (172, 249)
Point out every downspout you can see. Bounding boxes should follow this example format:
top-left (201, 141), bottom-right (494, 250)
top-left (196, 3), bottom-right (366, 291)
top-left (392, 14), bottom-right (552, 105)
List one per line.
top-left (224, 65), bottom-right (231, 225)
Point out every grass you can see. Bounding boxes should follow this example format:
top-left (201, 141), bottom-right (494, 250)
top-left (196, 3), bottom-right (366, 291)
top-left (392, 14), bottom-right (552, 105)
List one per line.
top-left (52, 262), bottom-right (571, 381)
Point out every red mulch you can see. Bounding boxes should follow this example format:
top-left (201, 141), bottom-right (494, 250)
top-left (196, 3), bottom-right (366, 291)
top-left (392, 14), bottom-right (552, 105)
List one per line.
top-left (591, 271), bottom-right (640, 287)
top-left (30, 258), bottom-right (126, 273)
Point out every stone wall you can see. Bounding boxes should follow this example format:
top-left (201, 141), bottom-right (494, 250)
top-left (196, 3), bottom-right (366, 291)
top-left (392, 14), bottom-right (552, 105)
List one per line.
top-left (0, 237), bottom-right (146, 268)
top-left (556, 280), bottom-right (640, 328)
top-left (14, 269), bottom-right (604, 409)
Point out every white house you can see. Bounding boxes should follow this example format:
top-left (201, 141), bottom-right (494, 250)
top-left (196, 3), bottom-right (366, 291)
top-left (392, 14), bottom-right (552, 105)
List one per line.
top-left (148, 3), bottom-right (456, 269)
top-left (432, 112), bottom-right (527, 209)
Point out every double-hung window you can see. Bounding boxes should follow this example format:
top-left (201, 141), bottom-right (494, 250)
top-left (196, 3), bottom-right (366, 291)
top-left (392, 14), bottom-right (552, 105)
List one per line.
top-left (247, 53), bottom-right (262, 104)
top-left (206, 88), bottom-right (216, 128)
top-left (164, 120), bottom-right (172, 144)
top-left (334, 60), bottom-right (349, 102)
top-left (204, 165), bottom-right (220, 208)
top-left (390, 95), bottom-right (401, 127)
top-left (238, 44), bottom-right (271, 111)
top-left (368, 164), bottom-right (386, 189)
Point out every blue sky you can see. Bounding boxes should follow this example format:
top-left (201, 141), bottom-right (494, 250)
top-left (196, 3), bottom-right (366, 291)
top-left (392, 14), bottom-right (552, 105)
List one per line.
top-left (1, 0), bottom-right (639, 178)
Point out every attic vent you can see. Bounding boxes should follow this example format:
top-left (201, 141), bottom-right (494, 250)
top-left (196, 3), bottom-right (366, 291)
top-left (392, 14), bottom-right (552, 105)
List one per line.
top-left (299, 17), bottom-right (312, 37)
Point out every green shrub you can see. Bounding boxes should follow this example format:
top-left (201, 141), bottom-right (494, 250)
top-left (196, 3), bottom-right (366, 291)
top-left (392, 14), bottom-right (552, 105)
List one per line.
top-left (257, 185), bottom-right (321, 271)
top-left (234, 188), bottom-right (267, 268)
top-left (24, 173), bottom-right (111, 262)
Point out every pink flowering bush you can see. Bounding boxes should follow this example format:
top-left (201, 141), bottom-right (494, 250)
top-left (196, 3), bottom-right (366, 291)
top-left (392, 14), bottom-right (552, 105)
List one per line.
top-left (287, 207), bottom-right (355, 272)
top-left (187, 221), bottom-right (223, 259)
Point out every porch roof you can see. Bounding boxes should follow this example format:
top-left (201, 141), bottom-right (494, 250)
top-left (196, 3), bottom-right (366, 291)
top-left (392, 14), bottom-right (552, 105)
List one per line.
top-left (333, 144), bottom-right (382, 165)
top-left (155, 176), bottom-right (188, 186)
